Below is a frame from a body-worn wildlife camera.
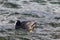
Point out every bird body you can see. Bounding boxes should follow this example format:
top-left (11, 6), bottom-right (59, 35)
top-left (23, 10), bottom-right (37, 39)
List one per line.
top-left (15, 20), bottom-right (35, 32)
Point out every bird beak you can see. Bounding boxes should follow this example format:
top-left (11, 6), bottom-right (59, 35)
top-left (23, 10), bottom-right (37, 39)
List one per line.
top-left (29, 29), bottom-right (33, 32)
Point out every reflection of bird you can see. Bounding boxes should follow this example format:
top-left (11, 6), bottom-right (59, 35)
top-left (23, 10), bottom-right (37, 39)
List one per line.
top-left (15, 20), bottom-right (36, 32)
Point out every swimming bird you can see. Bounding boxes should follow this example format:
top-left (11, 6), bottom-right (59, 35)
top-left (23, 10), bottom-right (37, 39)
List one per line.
top-left (15, 20), bottom-right (35, 32)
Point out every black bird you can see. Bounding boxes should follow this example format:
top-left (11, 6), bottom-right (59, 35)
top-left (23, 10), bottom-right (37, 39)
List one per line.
top-left (15, 20), bottom-right (35, 32)
top-left (15, 20), bottom-right (21, 29)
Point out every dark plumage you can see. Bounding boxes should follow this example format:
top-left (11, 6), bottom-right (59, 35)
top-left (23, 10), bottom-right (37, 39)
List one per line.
top-left (15, 20), bottom-right (21, 29)
top-left (15, 20), bottom-right (36, 32)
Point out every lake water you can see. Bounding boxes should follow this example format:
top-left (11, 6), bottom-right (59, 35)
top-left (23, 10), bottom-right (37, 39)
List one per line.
top-left (0, 0), bottom-right (60, 40)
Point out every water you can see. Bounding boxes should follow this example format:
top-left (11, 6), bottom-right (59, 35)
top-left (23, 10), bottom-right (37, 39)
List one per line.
top-left (0, 0), bottom-right (60, 40)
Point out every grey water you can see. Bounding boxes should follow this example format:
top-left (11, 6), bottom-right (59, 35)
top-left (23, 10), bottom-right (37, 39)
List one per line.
top-left (0, 0), bottom-right (60, 40)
